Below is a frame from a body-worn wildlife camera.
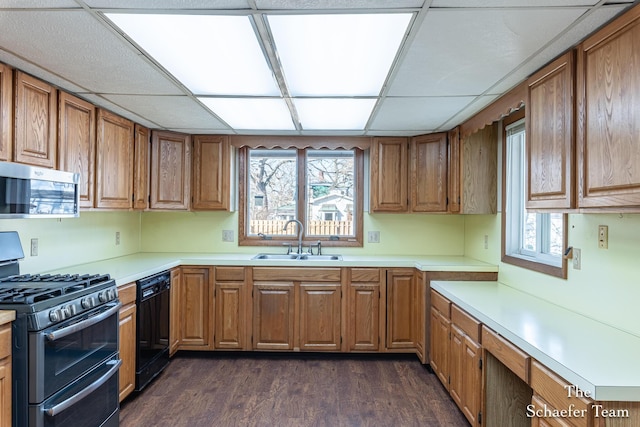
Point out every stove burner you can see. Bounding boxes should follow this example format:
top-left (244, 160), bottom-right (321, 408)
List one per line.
top-left (0, 273), bottom-right (112, 304)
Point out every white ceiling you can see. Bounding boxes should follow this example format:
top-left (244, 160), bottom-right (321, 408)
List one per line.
top-left (0, 0), bottom-right (634, 136)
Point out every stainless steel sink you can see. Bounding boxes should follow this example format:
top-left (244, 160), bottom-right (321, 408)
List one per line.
top-left (252, 253), bottom-right (342, 261)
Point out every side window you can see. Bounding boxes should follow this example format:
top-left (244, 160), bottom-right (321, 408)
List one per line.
top-left (502, 115), bottom-right (567, 278)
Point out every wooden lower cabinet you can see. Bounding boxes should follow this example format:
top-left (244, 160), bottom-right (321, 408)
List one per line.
top-left (214, 267), bottom-right (248, 350)
top-left (414, 271), bottom-right (427, 362)
top-left (0, 324), bottom-right (11, 426)
top-left (180, 267), bottom-right (213, 350)
top-left (299, 283), bottom-right (341, 351)
top-left (386, 268), bottom-right (415, 349)
top-left (169, 268), bottom-right (181, 356)
top-left (253, 282), bottom-right (295, 350)
top-left (430, 290), bottom-right (451, 389)
top-left (347, 268), bottom-right (381, 352)
top-left (118, 282), bottom-right (136, 402)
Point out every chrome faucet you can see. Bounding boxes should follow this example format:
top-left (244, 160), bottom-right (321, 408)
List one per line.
top-left (283, 219), bottom-right (304, 254)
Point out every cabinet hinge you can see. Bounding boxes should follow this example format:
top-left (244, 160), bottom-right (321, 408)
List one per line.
top-left (148, 195), bottom-right (151, 203)
top-left (131, 193), bottom-right (135, 202)
top-left (478, 412), bottom-right (482, 424)
top-left (447, 375), bottom-right (451, 384)
top-left (479, 357), bottom-right (483, 370)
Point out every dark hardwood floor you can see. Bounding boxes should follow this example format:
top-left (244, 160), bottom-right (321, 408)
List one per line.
top-left (120, 352), bottom-right (468, 427)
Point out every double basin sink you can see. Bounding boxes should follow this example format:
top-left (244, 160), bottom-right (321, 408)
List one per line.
top-left (252, 253), bottom-right (343, 261)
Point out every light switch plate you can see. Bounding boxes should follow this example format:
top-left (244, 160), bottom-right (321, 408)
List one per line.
top-left (573, 248), bottom-right (581, 270)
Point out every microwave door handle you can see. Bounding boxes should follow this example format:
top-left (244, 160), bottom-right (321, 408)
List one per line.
top-left (44, 359), bottom-right (122, 417)
top-left (46, 302), bottom-right (122, 342)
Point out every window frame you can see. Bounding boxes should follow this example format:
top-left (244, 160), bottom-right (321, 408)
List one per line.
top-left (238, 146), bottom-right (364, 247)
top-left (501, 109), bottom-right (568, 279)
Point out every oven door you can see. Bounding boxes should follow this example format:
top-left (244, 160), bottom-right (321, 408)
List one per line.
top-left (30, 357), bottom-right (121, 427)
top-left (29, 301), bottom-right (121, 403)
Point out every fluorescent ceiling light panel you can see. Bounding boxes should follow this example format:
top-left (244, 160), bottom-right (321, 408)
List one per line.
top-left (294, 98), bottom-right (376, 130)
top-left (106, 13), bottom-right (280, 96)
top-left (267, 13), bottom-right (412, 97)
top-left (199, 98), bottom-right (295, 130)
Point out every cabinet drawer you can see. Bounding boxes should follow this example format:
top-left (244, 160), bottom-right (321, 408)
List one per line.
top-left (451, 304), bottom-right (481, 342)
top-left (350, 268), bottom-right (380, 283)
top-left (215, 267), bottom-right (245, 282)
top-left (530, 394), bottom-right (575, 427)
top-left (0, 325), bottom-right (10, 360)
top-left (117, 282), bottom-right (136, 306)
top-left (482, 326), bottom-right (530, 383)
top-left (530, 360), bottom-right (592, 424)
top-left (430, 290), bottom-right (450, 319)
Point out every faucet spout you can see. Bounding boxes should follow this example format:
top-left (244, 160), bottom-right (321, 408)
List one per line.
top-left (283, 219), bottom-right (304, 254)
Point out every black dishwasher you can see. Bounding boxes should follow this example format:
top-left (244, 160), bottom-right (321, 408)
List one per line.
top-left (136, 270), bottom-right (171, 391)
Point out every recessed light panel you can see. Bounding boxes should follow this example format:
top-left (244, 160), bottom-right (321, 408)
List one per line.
top-left (294, 98), bottom-right (377, 130)
top-left (198, 97), bottom-right (295, 130)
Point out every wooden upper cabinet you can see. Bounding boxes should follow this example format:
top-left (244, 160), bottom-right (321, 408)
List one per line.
top-left (527, 51), bottom-right (575, 210)
top-left (95, 108), bottom-right (134, 209)
top-left (457, 123), bottom-right (498, 214)
top-left (58, 91), bottom-right (96, 208)
top-left (410, 132), bottom-right (448, 212)
top-left (370, 137), bottom-right (408, 212)
top-left (447, 127), bottom-right (461, 213)
top-left (577, 4), bottom-right (640, 208)
top-left (0, 63), bottom-right (12, 162)
top-left (133, 124), bottom-right (150, 210)
top-left (14, 71), bottom-right (58, 168)
top-left (150, 130), bottom-right (191, 210)
top-left (192, 135), bottom-right (230, 211)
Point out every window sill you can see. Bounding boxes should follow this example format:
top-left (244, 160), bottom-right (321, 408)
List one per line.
top-left (501, 254), bottom-right (567, 279)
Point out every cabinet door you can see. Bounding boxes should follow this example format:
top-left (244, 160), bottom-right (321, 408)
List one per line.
top-left (447, 127), bottom-right (461, 213)
top-left (460, 335), bottom-right (482, 426)
top-left (0, 325), bottom-right (10, 427)
top-left (253, 283), bottom-right (295, 350)
top-left (459, 124), bottom-right (498, 214)
top-left (411, 133), bottom-right (448, 212)
top-left (192, 135), bottom-right (230, 210)
top-left (214, 281), bottom-right (246, 349)
top-left (299, 283), bottom-right (341, 351)
top-left (414, 271), bottom-right (426, 363)
top-left (133, 124), bottom-right (150, 210)
top-left (527, 51), bottom-right (575, 210)
top-left (14, 71), bottom-right (57, 168)
top-left (169, 268), bottom-right (181, 356)
top-left (95, 109), bottom-right (134, 209)
top-left (370, 137), bottom-right (408, 212)
top-left (0, 63), bottom-right (12, 162)
top-left (577, 8), bottom-right (640, 208)
top-left (449, 324), bottom-right (464, 409)
top-left (180, 268), bottom-right (212, 349)
top-left (58, 91), bottom-right (96, 208)
top-left (150, 131), bottom-right (191, 210)
top-left (430, 307), bottom-right (450, 390)
top-left (348, 283), bottom-right (379, 351)
top-left (386, 269), bottom-right (414, 349)
top-left (118, 302), bottom-right (136, 402)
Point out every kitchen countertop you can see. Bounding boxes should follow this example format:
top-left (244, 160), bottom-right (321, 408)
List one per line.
top-left (0, 310), bottom-right (15, 326)
top-left (431, 280), bottom-right (640, 402)
top-left (47, 252), bottom-right (497, 286)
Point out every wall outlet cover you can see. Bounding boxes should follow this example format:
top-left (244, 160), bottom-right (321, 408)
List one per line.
top-left (222, 230), bottom-right (234, 242)
top-left (30, 238), bottom-right (38, 257)
top-left (368, 231), bottom-right (380, 243)
top-left (573, 248), bottom-right (581, 270)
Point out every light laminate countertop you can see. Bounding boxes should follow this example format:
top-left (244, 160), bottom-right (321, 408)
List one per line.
top-left (47, 252), bottom-right (497, 286)
top-left (431, 280), bottom-right (640, 402)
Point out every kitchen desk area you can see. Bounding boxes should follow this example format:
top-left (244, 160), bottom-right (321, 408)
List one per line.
top-left (431, 280), bottom-right (640, 426)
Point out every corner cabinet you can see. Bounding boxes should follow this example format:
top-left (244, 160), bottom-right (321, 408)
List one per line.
top-left (150, 131), bottom-right (191, 210)
top-left (133, 124), bottom-right (150, 210)
top-left (577, 4), bottom-right (640, 208)
top-left (410, 133), bottom-right (448, 212)
top-left (192, 135), bottom-right (231, 211)
top-left (58, 91), bottom-right (96, 208)
top-left (526, 51), bottom-right (575, 210)
top-left (370, 137), bottom-right (408, 212)
top-left (14, 71), bottom-right (58, 168)
top-left (95, 109), bottom-right (134, 209)
top-left (0, 63), bottom-right (12, 162)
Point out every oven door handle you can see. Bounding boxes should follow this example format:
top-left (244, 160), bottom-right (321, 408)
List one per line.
top-left (44, 359), bottom-right (122, 417)
top-left (46, 301), bottom-right (122, 341)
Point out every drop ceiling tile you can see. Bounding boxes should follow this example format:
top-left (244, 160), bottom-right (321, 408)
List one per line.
top-left (371, 96), bottom-right (476, 131)
top-left (83, 0), bottom-right (250, 9)
top-left (0, 0), bottom-right (79, 8)
top-left (169, 128), bottom-right (236, 135)
top-left (388, 7), bottom-right (586, 97)
top-left (103, 95), bottom-right (229, 130)
top-left (437, 95), bottom-right (501, 130)
top-left (256, 0), bottom-right (424, 9)
top-left (0, 10), bottom-right (184, 95)
top-left (79, 94), bottom-right (159, 128)
top-left (430, 0), bottom-right (600, 6)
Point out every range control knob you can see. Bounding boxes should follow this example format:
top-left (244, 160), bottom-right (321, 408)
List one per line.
top-left (81, 297), bottom-right (95, 309)
top-left (98, 292), bottom-right (108, 303)
top-left (68, 304), bottom-right (77, 316)
top-left (49, 310), bottom-right (60, 322)
top-left (108, 289), bottom-right (118, 300)
top-left (58, 306), bottom-right (69, 320)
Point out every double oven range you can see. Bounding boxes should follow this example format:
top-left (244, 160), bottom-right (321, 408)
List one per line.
top-left (0, 232), bottom-right (121, 427)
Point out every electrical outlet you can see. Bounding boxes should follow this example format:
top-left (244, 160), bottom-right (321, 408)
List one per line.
top-left (222, 230), bottom-right (234, 242)
top-left (598, 225), bottom-right (608, 249)
top-left (573, 248), bottom-right (581, 270)
top-left (115, 232), bottom-right (120, 246)
top-left (483, 235), bottom-right (489, 249)
top-left (30, 238), bottom-right (38, 257)
top-left (368, 231), bottom-right (380, 243)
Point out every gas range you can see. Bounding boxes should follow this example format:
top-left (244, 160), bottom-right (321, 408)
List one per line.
top-left (0, 273), bottom-right (118, 331)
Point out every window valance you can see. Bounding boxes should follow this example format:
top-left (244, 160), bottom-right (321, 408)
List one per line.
top-left (229, 135), bottom-right (371, 150)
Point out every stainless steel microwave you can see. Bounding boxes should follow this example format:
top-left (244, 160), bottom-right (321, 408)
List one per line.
top-left (0, 161), bottom-right (79, 218)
